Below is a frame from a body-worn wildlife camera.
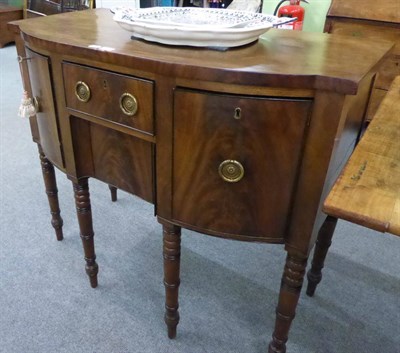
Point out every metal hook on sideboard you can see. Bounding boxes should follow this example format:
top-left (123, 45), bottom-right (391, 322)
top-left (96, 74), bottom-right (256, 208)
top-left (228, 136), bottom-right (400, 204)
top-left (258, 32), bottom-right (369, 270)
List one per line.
top-left (17, 56), bottom-right (32, 63)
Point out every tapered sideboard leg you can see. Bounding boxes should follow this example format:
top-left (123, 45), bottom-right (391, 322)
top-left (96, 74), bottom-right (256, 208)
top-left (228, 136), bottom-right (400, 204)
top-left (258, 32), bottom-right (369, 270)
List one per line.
top-left (73, 178), bottom-right (98, 288)
top-left (38, 148), bottom-right (63, 241)
top-left (108, 185), bottom-right (117, 202)
top-left (268, 252), bottom-right (308, 353)
top-left (306, 216), bottom-right (338, 297)
top-left (162, 223), bottom-right (181, 339)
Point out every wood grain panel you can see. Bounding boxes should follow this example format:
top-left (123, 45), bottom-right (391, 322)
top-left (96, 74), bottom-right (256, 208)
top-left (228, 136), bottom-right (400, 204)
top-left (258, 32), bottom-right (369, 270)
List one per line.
top-left (172, 89), bottom-right (312, 241)
top-left (327, 0), bottom-right (400, 24)
top-left (0, 5), bottom-right (22, 48)
top-left (89, 123), bottom-right (154, 203)
top-left (327, 20), bottom-right (400, 90)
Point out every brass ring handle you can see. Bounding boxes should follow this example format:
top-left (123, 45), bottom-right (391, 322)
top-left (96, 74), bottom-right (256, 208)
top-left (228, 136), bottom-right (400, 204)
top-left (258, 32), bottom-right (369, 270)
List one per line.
top-left (218, 160), bottom-right (244, 183)
top-left (119, 93), bottom-right (138, 116)
top-left (75, 81), bottom-right (91, 103)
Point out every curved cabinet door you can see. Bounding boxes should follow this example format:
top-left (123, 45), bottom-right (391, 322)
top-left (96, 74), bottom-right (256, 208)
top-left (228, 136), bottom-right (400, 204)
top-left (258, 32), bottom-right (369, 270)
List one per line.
top-left (171, 89), bottom-right (312, 242)
top-left (26, 47), bottom-right (64, 169)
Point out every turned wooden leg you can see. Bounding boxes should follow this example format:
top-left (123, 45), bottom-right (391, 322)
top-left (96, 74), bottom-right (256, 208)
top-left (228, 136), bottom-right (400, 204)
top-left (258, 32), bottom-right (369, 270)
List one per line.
top-left (108, 185), bottom-right (117, 202)
top-left (39, 149), bottom-right (63, 241)
top-left (73, 178), bottom-right (98, 288)
top-left (162, 223), bottom-right (181, 339)
top-left (268, 252), bottom-right (308, 353)
top-left (306, 216), bottom-right (338, 297)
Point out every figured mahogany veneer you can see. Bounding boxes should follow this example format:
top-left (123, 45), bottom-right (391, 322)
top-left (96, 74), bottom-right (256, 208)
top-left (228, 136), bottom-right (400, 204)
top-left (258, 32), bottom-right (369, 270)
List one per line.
top-left (9, 9), bottom-right (394, 353)
top-left (172, 89), bottom-right (312, 241)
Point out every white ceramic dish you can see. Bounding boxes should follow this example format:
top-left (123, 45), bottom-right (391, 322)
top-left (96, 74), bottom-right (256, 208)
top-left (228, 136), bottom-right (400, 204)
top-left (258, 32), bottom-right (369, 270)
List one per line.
top-left (114, 7), bottom-right (269, 28)
top-left (112, 7), bottom-right (295, 48)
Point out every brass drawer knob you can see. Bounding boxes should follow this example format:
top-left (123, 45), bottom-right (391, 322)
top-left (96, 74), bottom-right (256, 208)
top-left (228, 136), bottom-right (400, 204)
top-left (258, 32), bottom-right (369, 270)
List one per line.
top-left (218, 160), bottom-right (244, 183)
top-left (119, 92), bottom-right (138, 116)
top-left (75, 81), bottom-right (91, 102)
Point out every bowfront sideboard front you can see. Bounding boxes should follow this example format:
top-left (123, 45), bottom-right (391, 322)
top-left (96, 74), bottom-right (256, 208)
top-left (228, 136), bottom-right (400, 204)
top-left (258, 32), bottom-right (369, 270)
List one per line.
top-left (10, 9), bottom-right (393, 353)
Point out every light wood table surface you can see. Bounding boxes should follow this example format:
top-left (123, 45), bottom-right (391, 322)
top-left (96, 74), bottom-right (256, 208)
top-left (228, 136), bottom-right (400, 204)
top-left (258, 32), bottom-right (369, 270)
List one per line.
top-left (324, 76), bottom-right (400, 236)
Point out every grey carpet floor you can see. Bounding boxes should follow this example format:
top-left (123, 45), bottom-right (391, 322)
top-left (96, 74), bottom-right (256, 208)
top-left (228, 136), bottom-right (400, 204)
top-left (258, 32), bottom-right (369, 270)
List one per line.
top-left (0, 43), bottom-right (399, 353)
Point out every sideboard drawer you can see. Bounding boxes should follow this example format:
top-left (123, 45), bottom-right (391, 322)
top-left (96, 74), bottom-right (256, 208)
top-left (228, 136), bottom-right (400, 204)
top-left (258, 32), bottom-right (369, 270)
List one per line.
top-left (171, 89), bottom-right (312, 242)
top-left (62, 62), bottom-right (154, 135)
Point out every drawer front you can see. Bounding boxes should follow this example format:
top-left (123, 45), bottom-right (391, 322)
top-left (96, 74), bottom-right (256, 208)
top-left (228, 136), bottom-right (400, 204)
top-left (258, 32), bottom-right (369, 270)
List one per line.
top-left (172, 89), bottom-right (312, 241)
top-left (63, 62), bottom-right (154, 135)
top-left (26, 48), bottom-right (64, 169)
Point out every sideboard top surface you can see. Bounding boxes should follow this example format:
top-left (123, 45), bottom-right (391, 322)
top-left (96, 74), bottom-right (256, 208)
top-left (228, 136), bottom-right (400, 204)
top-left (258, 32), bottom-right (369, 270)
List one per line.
top-left (12, 9), bottom-right (394, 94)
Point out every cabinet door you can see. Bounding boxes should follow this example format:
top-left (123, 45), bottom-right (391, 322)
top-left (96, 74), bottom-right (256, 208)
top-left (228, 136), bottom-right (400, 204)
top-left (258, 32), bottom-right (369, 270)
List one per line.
top-left (26, 48), bottom-right (64, 168)
top-left (72, 121), bottom-right (154, 204)
top-left (172, 89), bottom-right (312, 242)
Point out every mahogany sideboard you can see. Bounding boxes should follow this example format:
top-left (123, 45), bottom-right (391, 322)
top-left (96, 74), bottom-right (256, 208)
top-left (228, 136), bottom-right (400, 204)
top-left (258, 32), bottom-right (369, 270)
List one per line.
top-left (10, 9), bottom-right (393, 353)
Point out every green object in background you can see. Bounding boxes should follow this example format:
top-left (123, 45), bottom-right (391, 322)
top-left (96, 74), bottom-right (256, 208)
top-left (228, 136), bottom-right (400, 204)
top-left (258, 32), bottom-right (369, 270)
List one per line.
top-left (262, 0), bottom-right (332, 32)
top-left (0, 0), bottom-right (23, 7)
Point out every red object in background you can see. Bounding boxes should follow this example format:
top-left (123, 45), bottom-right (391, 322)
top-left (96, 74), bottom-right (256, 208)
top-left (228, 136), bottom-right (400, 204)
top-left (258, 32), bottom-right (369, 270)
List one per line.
top-left (275, 0), bottom-right (308, 31)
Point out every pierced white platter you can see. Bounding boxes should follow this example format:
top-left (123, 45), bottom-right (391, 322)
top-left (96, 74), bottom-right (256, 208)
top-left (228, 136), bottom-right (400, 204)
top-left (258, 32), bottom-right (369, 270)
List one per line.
top-left (112, 7), bottom-right (295, 48)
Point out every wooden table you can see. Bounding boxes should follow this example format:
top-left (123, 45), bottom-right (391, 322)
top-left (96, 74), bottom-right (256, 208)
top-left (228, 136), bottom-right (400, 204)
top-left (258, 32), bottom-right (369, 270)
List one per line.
top-left (9, 9), bottom-right (393, 353)
top-left (324, 76), bottom-right (400, 235)
top-left (306, 76), bottom-right (400, 298)
top-left (0, 5), bottom-right (22, 48)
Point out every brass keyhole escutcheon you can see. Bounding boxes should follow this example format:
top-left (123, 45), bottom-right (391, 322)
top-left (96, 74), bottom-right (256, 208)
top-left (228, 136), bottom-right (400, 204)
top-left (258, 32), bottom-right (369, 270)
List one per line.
top-left (119, 93), bottom-right (138, 116)
top-left (234, 107), bottom-right (241, 120)
top-left (218, 160), bottom-right (244, 183)
top-left (75, 81), bottom-right (91, 103)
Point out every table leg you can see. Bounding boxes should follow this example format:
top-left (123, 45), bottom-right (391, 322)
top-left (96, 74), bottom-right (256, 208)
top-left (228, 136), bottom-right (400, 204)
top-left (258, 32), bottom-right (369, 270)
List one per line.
top-left (268, 252), bottom-right (308, 353)
top-left (306, 216), bottom-right (337, 297)
top-left (162, 222), bottom-right (181, 339)
top-left (108, 185), bottom-right (117, 202)
top-left (38, 148), bottom-right (63, 241)
top-left (73, 178), bottom-right (98, 288)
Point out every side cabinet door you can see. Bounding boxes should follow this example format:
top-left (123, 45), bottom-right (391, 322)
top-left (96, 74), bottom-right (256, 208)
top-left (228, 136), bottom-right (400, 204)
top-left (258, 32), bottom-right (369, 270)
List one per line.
top-left (26, 47), bottom-right (64, 169)
top-left (172, 89), bottom-right (312, 242)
